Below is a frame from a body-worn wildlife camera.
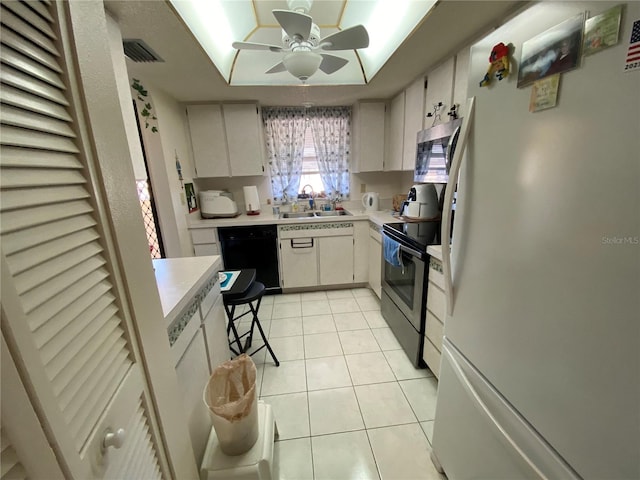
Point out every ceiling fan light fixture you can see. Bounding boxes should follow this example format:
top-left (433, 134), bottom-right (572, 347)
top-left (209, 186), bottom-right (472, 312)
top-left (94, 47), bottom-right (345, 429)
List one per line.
top-left (283, 51), bottom-right (322, 81)
top-left (287, 0), bottom-right (312, 14)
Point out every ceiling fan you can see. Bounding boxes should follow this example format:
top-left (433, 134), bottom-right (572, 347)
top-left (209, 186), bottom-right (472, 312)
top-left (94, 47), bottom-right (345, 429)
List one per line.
top-left (232, 0), bottom-right (369, 81)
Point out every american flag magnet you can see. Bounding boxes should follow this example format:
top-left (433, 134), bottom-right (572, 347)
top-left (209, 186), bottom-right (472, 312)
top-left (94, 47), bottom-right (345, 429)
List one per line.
top-left (623, 19), bottom-right (640, 72)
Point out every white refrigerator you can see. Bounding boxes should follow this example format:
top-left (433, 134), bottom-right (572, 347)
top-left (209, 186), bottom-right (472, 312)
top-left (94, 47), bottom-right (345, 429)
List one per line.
top-left (432, 2), bottom-right (640, 479)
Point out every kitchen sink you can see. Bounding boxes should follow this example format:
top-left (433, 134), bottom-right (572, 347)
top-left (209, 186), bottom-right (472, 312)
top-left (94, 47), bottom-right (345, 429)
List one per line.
top-left (279, 212), bottom-right (316, 219)
top-left (314, 210), bottom-right (351, 216)
top-left (279, 210), bottom-right (352, 219)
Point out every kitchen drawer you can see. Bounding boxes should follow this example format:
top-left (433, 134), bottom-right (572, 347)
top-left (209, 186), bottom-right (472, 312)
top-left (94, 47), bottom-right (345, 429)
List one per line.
top-left (423, 336), bottom-right (441, 379)
top-left (426, 310), bottom-right (444, 352)
top-left (427, 282), bottom-right (446, 322)
top-left (191, 228), bottom-right (218, 245)
top-left (194, 243), bottom-right (220, 256)
top-left (429, 256), bottom-right (444, 290)
top-left (199, 278), bottom-right (221, 319)
top-left (278, 223), bottom-right (354, 239)
top-left (369, 222), bottom-right (382, 242)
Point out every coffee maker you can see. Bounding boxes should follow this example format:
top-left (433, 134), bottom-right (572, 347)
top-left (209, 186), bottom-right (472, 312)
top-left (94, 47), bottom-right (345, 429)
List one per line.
top-left (401, 184), bottom-right (439, 219)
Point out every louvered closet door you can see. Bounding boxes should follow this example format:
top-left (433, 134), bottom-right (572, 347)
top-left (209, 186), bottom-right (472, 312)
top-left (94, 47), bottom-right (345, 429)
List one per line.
top-left (0, 1), bottom-right (163, 478)
top-left (0, 429), bottom-right (27, 480)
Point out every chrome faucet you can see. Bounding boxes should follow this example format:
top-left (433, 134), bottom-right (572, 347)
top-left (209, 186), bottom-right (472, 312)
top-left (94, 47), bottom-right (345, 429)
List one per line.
top-left (301, 184), bottom-right (314, 198)
top-left (301, 184), bottom-right (315, 210)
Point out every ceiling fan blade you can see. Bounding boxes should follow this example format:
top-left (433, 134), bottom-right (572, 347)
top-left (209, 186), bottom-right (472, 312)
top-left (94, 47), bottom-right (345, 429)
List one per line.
top-left (232, 41), bottom-right (283, 52)
top-left (272, 9), bottom-right (312, 40)
top-left (265, 62), bottom-right (287, 74)
top-left (319, 54), bottom-right (348, 75)
top-left (319, 25), bottom-right (369, 51)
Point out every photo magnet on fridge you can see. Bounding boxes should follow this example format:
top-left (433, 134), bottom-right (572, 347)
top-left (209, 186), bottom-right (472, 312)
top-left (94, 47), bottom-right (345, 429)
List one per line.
top-left (518, 13), bottom-right (585, 88)
top-left (583, 4), bottom-right (623, 56)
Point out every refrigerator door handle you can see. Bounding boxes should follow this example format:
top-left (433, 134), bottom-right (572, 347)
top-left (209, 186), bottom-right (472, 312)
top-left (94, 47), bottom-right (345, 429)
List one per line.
top-left (442, 96), bottom-right (475, 315)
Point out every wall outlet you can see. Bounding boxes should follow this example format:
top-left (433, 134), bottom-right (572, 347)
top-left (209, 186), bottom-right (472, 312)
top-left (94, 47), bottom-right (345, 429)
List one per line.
top-left (360, 183), bottom-right (366, 193)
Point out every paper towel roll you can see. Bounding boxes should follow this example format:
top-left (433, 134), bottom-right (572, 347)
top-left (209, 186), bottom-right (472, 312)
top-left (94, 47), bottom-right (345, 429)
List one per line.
top-left (243, 186), bottom-right (260, 215)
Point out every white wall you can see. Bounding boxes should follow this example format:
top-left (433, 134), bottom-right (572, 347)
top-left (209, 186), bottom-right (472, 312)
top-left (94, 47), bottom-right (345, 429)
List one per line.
top-left (106, 15), bottom-right (193, 258)
top-left (106, 13), bottom-right (146, 180)
top-left (194, 175), bottom-right (271, 211)
top-left (147, 83), bottom-right (196, 257)
top-left (351, 170), bottom-right (415, 209)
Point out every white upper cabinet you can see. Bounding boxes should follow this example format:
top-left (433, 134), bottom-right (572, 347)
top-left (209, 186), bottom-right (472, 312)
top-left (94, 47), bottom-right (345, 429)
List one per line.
top-left (424, 57), bottom-right (455, 126)
top-left (353, 102), bottom-right (385, 173)
top-left (186, 103), bottom-right (265, 178)
top-left (385, 77), bottom-right (426, 172)
top-left (222, 104), bottom-right (265, 177)
top-left (385, 91), bottom-right (405, 171)
top-left (186, 104), bottom-right (230, 177)
top-left (402, 76), bottom-right (426, 170)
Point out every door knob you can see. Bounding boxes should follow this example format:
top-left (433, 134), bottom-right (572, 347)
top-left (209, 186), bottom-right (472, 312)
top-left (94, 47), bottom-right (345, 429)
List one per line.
top-left (103, 428), bottom-right (126, 450)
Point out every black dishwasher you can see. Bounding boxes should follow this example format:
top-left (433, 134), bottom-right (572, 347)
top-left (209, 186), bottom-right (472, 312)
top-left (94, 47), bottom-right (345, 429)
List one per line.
top-left (218, 225), bottom-right (281, 294)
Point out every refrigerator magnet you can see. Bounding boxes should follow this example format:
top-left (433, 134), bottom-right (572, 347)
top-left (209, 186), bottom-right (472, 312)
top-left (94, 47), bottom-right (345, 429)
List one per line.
top-left (583, 4), bottom-right (623, 57)
top-left (479, 42), bottom-right (511, 87)
top-left (518, 13), bottom-right (584, 88)
top-left (529, 74), bottom-right (560, 113)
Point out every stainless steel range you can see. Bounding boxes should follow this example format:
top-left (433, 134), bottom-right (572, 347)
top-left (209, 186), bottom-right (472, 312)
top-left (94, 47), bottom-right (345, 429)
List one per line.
top-left (381, 220), bottom-right (441, 367)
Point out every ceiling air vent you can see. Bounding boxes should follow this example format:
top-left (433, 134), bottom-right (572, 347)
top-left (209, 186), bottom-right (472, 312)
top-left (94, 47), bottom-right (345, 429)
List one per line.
top-left (123, 39), bottom-right (164, 63)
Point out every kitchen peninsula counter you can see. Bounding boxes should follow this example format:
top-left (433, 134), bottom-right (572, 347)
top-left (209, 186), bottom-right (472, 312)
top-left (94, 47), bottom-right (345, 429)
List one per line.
top-left (153, 255), bottom-right (221, 326)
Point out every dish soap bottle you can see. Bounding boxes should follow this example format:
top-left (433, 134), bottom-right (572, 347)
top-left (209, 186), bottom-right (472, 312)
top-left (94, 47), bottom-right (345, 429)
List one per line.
top-left (291, 201), bottom-right (299, 213)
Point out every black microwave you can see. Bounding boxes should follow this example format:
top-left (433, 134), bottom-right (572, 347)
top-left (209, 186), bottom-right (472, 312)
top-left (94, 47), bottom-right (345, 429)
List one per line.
top-left (414, 118), bottom-right (463, 183)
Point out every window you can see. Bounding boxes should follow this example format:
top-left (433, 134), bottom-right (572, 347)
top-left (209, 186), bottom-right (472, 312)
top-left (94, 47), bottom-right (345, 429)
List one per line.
top-left (298, 127), bottom-right (325, 197)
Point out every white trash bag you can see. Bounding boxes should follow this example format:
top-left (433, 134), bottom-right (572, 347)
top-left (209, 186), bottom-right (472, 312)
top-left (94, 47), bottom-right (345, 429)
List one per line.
top-left (203, 354), bottom-right (258, 455)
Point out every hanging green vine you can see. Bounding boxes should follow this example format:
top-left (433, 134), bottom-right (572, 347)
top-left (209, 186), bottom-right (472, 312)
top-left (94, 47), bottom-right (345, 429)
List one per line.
top-left (131, 78), bottom-right (158, 133)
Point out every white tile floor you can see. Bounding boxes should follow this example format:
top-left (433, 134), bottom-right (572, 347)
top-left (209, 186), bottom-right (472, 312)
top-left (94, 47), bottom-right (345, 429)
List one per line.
top-left (232, 287), bottom-right (446, 480)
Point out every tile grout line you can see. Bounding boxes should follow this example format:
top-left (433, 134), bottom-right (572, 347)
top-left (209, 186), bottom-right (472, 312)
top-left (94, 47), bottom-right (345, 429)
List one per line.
top-left (301, 313), bottom-right (315, 480)
top-left (263, 290), bottom-right (432, 479)
top-left (343, 300), bottom-right (382, 480)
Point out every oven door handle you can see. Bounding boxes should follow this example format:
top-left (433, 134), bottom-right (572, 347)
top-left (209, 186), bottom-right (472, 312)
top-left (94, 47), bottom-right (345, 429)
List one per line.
top-left (399, 244), bottom-right (424, 258)
top-left (383, 233), bottom-right (424, 260)
top-left (442, 96), bottom-right (475, 316)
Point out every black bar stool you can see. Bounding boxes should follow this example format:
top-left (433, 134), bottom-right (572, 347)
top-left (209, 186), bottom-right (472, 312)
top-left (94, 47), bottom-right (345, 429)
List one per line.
top-left (223, 281), bottom-right (279, 366)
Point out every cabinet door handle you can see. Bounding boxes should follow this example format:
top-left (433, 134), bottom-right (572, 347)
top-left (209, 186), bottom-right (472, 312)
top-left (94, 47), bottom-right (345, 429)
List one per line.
top-left (290, 238), bottom-right (314, 249)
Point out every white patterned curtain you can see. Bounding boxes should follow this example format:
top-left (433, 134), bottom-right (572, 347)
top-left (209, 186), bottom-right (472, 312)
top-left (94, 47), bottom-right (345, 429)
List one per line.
top-left (262, 107), bottom-right (307, 202)
top-left (307, 106), bottom-right (351, 200)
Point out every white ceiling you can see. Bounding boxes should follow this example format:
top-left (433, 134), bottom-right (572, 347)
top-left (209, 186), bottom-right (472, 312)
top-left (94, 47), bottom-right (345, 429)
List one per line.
top-left (169, 0), bottom-right (439, 86)
top-left (105, 0), bottom-right (527, 106)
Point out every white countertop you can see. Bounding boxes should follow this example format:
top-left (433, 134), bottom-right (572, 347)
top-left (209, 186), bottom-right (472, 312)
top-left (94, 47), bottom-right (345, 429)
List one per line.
top-left (427, 245), bottom-right (443, 261)
top-left (153, 255), bottom-right (222, 325)
top-left (187, 208), bottom-right (400, 229)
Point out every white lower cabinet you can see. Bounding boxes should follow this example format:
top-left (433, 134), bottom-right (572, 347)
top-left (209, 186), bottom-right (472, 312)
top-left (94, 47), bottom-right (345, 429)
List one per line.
top-left (423, 256), bottom-right (446, 378)
top-left (168, 274), bottom-right (230, 465)
top-left (174, 329), bottom-right (211, 465)
top-left (278, 222), bottom-right (356, 289)
top-left (190, 227), bottom-right (220, 257)
top-left (368, 223), bottom-right (382, 298)
top-left (279, 237), bottom-right (319, 288)
top-left (200, 283), bottom-right (231, 371)
top-left (318, 236), bottom-right (354, 285)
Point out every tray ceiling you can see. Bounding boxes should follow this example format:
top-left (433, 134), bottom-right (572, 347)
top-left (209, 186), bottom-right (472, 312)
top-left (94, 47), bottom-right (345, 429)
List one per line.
top-left (169, 0), bottom-right (437, 86)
